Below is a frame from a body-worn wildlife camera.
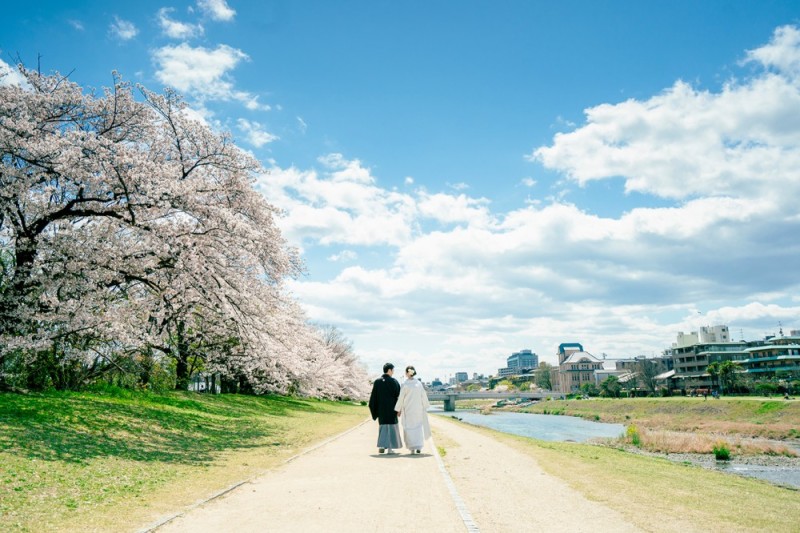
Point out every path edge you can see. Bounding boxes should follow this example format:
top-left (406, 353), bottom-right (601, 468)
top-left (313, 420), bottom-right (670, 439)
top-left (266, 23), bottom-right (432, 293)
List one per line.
top-left (430, 430), bottom-right (481, 532)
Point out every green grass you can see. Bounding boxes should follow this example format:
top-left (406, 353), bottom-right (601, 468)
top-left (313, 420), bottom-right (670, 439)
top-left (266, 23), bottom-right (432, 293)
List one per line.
top-left (0, 389), bottom-right (367, 532)
top-left (517, 397), bottom-right (800, 438)
top-left (448, 418), bottom-right (800, 532)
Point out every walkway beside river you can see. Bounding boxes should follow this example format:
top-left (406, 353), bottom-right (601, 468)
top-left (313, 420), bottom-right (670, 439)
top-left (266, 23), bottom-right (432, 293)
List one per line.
top-left (155, 416), bottom-right (640, 532)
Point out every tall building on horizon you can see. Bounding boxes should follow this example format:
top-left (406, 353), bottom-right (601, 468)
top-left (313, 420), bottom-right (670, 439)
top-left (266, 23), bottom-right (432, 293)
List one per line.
top-left (498, 349), bottom-right (539, 377)
top-left (507, 349), bottom-right (538, 370)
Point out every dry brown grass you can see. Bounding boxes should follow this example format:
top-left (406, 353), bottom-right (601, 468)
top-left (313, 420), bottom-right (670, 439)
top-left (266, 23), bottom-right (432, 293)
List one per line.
top-left (626, 427), bottom-right (798, 456)
top-left (520, 397), bottom-right (800, 439)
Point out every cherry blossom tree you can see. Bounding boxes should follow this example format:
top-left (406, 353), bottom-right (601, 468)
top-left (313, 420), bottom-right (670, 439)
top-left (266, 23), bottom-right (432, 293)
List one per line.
top-left (0, 66), bottom-right (368, 398)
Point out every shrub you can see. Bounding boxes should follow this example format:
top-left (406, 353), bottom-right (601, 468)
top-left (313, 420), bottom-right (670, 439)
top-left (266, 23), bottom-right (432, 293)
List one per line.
top-left (713, 441), bottom-right (731, 461)
top-left (626, 424), bottom-right (641, 447)
top-left (755, 382), bottom-right (779, 396)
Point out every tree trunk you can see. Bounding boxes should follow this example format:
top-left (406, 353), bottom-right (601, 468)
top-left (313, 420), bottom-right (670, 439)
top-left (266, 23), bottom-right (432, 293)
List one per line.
top-left (174, 321), bottom-right (190, 390)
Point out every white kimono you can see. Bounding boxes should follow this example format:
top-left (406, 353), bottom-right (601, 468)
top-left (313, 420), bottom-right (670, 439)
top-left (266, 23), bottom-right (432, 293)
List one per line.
top-left (394, 378), bottom-right (431, 451)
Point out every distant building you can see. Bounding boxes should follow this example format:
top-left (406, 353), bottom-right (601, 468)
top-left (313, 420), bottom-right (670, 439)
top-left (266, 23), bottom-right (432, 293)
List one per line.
top-left (454, 372), bottom-right (469, 383)
top-left (508, 349), bottom-right (538, 369)
top-left (673, 325), bottom-right (730, 348)
top-left (612, 355), bottom-right (673, 373)
top-left (665, 326), bottom-right (800, 391)
top-left (498, 349), bottom-right (539, 377)
top-left (667, 325), bottom-right (751, 390)
top-left (553, 343), bottom-right (604, 394)
top-left (739, 333), bottom-right (800, 378)
top-left (557, 343), bottom-right (585, 363)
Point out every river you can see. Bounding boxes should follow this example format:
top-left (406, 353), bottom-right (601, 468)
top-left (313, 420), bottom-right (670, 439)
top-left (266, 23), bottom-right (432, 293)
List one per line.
top-left (432, 408), bottom-right (624, 442)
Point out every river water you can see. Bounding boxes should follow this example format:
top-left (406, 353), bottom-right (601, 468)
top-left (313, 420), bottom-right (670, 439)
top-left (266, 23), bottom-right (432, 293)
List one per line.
top-left (432, 409), bottom-right (624, 442)
top-left (432, 408), bottom-right (800, 488)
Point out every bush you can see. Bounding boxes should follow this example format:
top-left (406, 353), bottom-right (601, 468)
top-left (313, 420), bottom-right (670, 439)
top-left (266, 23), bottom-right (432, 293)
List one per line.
top-left (755, 382), bottom-right (779, 396)
top-left (712, 441), bottom-right (731, 460)
top-left (626, 424), bottom-right (641, 447)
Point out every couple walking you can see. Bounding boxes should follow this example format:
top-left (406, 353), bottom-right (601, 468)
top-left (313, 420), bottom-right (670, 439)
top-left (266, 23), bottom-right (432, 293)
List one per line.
top-left (368, 363), bottom-right (431, 455)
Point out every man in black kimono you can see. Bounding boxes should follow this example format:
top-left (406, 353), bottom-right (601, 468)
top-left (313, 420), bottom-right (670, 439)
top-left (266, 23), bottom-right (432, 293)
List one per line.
top-left (368, 362), bottom-right (402, 454)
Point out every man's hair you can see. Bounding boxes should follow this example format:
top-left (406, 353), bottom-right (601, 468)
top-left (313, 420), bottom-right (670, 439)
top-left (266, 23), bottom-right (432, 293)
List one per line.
top-left (383, 363), bottom-right (394, 374)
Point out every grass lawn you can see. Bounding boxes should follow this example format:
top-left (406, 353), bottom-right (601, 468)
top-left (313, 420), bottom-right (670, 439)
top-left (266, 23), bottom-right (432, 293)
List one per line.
top-left (518, 397), bottom-right (800, 439)
top-left (446, 418), bottom-right (800, 532)
top-left (0, 389), bottom-right (367, 532)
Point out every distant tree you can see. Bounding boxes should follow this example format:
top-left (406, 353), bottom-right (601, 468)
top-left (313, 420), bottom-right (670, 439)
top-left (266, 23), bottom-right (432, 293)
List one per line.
top-left (718, 360), bottom-right (741, 395)
top-left (624, 372), bottom-right (639, 396)
top-left (580, 382), bottom-right (599, 397)
top-left (536, 362), bottom-right (553, 390)
top-left (636, 359), bottom-right (661, 395)
top-left (600, 375), bottom-right (622, 398)
top-left (496, 379), bottom-right (517, 392)
top-left (707, 362), bottom-right (721, 393)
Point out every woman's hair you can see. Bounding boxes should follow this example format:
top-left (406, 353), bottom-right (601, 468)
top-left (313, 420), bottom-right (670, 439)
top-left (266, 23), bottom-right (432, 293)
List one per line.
top-left (405, 365), bottom-right (416, 377)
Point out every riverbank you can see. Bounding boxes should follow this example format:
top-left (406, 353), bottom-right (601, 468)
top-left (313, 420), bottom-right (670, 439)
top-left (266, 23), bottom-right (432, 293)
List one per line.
top-left (480, 395), bottom-right (800, 489)
top-left (0, 389), bottom-right (367, 532)
top-left (513, 397), bottom-right (800, 439)
top-left (439, 416), bottom-right (800, 532)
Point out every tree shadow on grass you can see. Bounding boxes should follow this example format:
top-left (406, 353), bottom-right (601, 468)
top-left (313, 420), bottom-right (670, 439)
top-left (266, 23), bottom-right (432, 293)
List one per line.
top-left (0, 391), bottom-right (336, 465)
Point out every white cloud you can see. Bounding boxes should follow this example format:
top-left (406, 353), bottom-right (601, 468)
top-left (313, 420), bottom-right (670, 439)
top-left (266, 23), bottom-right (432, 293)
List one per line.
top-left (416, 192), bottom-right (492, 227)
top-left (532, 29), bottom-right (800, 206)
top-left (237, 118), bottom-right (279, 147)
top-left (520, 177), bottom-right (537, 187)
top-left (744, 25), bottom-right (800, 77)
top-left (68, 19), bottom-right (84, 31)
top-left (255, 156), bottom-right (417, 247)
top-left (152, 43), bottom-right (268, 109)
top-left (318, 153), bottom-right (375, 184)
top-left (296, 116), bottom-right (308, 134)
top-left (404, 176), bottom-right (414, 185)
top-left (158, 8), bottom-right (204, 39)
top-left (198, 0), bottom-right (236, 21)
top-left (328, 250), bottom-right (358, 262)
top-left (109, 16), bottom-right (138, 41)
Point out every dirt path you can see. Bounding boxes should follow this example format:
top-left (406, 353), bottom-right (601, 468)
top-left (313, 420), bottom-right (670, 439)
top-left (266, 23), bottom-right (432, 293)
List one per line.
top-left (431, 415), bottom-right (640, 532)
top-left (154, 415), bottom-right (641, 532)
top-left (155, 419), bottom-right (464, 533)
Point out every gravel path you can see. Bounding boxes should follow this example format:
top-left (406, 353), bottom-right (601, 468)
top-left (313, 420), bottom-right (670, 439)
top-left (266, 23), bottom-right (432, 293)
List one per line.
top-left (431, 416), bottom-right (641, 532)
top-left (154, 415), bottom-right (641, 532)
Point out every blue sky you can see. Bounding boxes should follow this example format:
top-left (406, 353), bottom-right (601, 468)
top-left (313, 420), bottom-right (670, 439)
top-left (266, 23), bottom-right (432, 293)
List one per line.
top-left (4, 1), bottom-right (800, 380)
